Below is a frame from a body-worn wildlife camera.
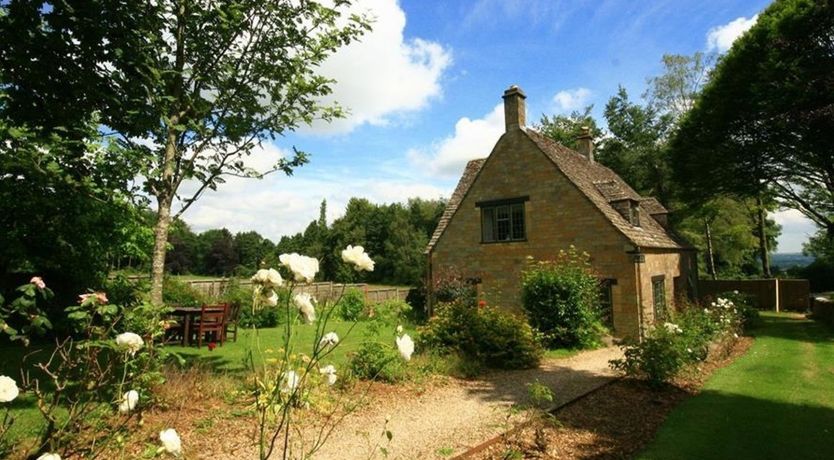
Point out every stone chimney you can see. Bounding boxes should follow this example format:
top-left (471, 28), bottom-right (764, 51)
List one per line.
top-left (576, 126), bottom-right (594, 162)
top-left (502, 85), bottom-right (526, 132)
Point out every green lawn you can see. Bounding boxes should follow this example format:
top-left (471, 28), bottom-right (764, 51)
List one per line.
top-left (639, 312), bottom-right (834, 460)
top-left (165, 319), bottom-right (410, 372)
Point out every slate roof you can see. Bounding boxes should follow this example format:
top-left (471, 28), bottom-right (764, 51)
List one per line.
top-left (525, 130), bottom-right (683, 249)
top-left (639, 197), bottom-right (668, 215)
top-left (426, 128), bottom-right (686, 254)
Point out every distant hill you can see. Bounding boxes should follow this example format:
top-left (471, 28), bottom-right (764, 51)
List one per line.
top-left (771, 253), bottom-right (815, 269)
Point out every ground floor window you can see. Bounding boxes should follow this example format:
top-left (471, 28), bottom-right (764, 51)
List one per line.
top-left (652, 275), bottom-right (667, 321)
top-left (599, 278), bottom-right (616, 327)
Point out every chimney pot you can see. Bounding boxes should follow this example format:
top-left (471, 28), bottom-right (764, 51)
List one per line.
top-left (502, 85), bottom-right (527, 132)
top-left (576, 126), bottom-right (594, 162)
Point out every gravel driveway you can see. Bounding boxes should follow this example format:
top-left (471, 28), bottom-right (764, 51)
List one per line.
top-left (310, 345), bottom-right (623, 459)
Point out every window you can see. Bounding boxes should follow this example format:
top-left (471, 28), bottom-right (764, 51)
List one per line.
top-left (630, 204), bottom-right (641, 227)
top-left (652, 275), bottom-right (667, 321)
top-left (478, 197), bottom-right (527, 242)
top-left (599, 278), bottom-right (616, 327)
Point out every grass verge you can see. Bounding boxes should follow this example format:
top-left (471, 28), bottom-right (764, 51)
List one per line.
top-left (639, 312), bottom-right (834, 460)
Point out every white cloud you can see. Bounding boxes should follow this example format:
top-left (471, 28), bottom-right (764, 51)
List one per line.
top-left (706, 15), bottom-right (758, 52)
top-left (771, 209), bottom-right (818, 253)
top-left (308, 0), bottom-right (452, 134)
top-left (177, 143), bottom-right (448, 241)
top-left (407, 104), bottom-right (505, 177)
top-left (552, 87), bottom-right (592, 114)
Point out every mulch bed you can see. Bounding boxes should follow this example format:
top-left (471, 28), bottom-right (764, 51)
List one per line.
top-left (466, 336), bottom-right (753, 460)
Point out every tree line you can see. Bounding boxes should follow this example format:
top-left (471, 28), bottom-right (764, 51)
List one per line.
top-left (163, 198), bottom-right (446, 286)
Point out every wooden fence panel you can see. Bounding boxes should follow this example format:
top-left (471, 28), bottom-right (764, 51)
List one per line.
top-left (779, 279), bottom-right (810, 311)
top-left (183, 279), bottom-right (411, 305)
top-left (700, 279), bottom-right (777, 310)
top-left (699, 278), bottom-right (810, 311)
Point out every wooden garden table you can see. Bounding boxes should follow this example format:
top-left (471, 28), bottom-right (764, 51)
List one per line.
top-left (170, 306), bottom-right (202, 346)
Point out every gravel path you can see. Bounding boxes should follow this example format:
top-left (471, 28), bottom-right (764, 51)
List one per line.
top-left (309, 346), bottom-right (623, 460)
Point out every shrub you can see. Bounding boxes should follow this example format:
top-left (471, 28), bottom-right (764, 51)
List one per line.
top-left (717, 290), bottom-right (759, 330)
top-left (221, 282), bottom-right (290, 328)
top-left (239, 305), bottom-right (281, 329)
top-left (610, 324), bottom-right (690, 387)
top-left (521, 247), bottom-right (606, 349)
top-left (611, 296), bottom-right (749, 387)
top-left (348, 340), bottom-right (406, 382)
top-left (102, 274), bottom-right (147, 308)
top-left (1, 280), bottom-right (172, 457)
top-left (431, 268), bottom-right (478, 305)
top-left (162, 277), bottom-right (207, 308)
top-left (419, 300), bottom-right (543, 371)
top-left (337, 288), bottom-right (366, 321)
top-left (404, 281), bottom-right (428, 321)
top-left (527, 379), bottom-right (555, 409)
top-left (369, 298), bottom-right (412, 324)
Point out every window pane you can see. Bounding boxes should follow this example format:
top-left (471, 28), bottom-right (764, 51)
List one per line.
top-left (482, 208), bottom-right (494, 241)
top-left (496, 205), bottom-right (510, 220)
top-left (511, 204), bottom-right (525, 239)
top-left (652, 278), bottom-right (666, 321)
top-left (496, 205), bottom-right (510, 240)
top-left (599, 280), bottom-right (614, 327)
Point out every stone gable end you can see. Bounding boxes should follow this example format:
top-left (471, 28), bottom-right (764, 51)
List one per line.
top-left (430, 129), bottom-right (645, 336)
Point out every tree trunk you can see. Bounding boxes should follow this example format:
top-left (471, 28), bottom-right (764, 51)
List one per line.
top-left (756, 196), bottom-right (772, 278)
top-left (149, 0), bottom-right (186, 305)
top-left (704, 219), bottom-right (717, 280)
top-left (149, 196), bottom-right (173, 305)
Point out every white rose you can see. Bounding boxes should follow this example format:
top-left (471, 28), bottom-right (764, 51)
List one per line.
top-left (341, 245), bottom-right (375, 272)
top-left (252, 268), bottom-right (283, 288)
top-left (319, 365), bottom-right (337, 386)
top-left (293, 293), bottom-right (316, 323)
top-left (0, 375), bottom-right (19, 403)
top-left (282, 370), bottom-right (299, 392)
top-left (251, 269), bottom-right (269, 284)
top-left (37, 454), bottom-right (61, 460)
top-left (279, 253), bottom-right (319, 283)
top-left (663, 322), bottom-right (682, 334)
top-left (118, 390), bottom-right (139, 414)
top-left (266, 268), bottom-right (283, 286)
top-left (263, 290), bottom-right (279, 307)
top-left (396, 334), bottom-right (415, 361)
top-left (115, 332), bottom-right (144, 355)
top-left (159, 428), bottom-right (182, 456)
top-left (319, 332), bottom-right (339, 348)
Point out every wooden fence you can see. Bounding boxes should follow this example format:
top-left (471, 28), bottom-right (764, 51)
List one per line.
top-left (184, 279), bottom-right (409, 304)
top-left (699, 278), bottom-right (810, 312)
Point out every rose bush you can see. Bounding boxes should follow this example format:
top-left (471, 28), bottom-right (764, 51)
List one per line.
top-left (610, 295), bottom-right (754, 387)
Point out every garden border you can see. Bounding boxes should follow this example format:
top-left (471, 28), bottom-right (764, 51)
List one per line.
top-left (451, 377), bottom-right (622, 459)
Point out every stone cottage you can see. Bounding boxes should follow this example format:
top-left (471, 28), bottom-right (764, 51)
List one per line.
top-left (425, 85), bottom-right (698, 339)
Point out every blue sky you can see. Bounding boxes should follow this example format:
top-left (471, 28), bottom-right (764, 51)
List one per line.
top-left (180, 0), bottom-right (816, 253)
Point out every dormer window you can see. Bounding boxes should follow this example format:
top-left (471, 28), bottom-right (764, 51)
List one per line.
top-left (630, 204), bottom-right (641, 227)
top-left (610, 198), bottom-right (641, 227)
